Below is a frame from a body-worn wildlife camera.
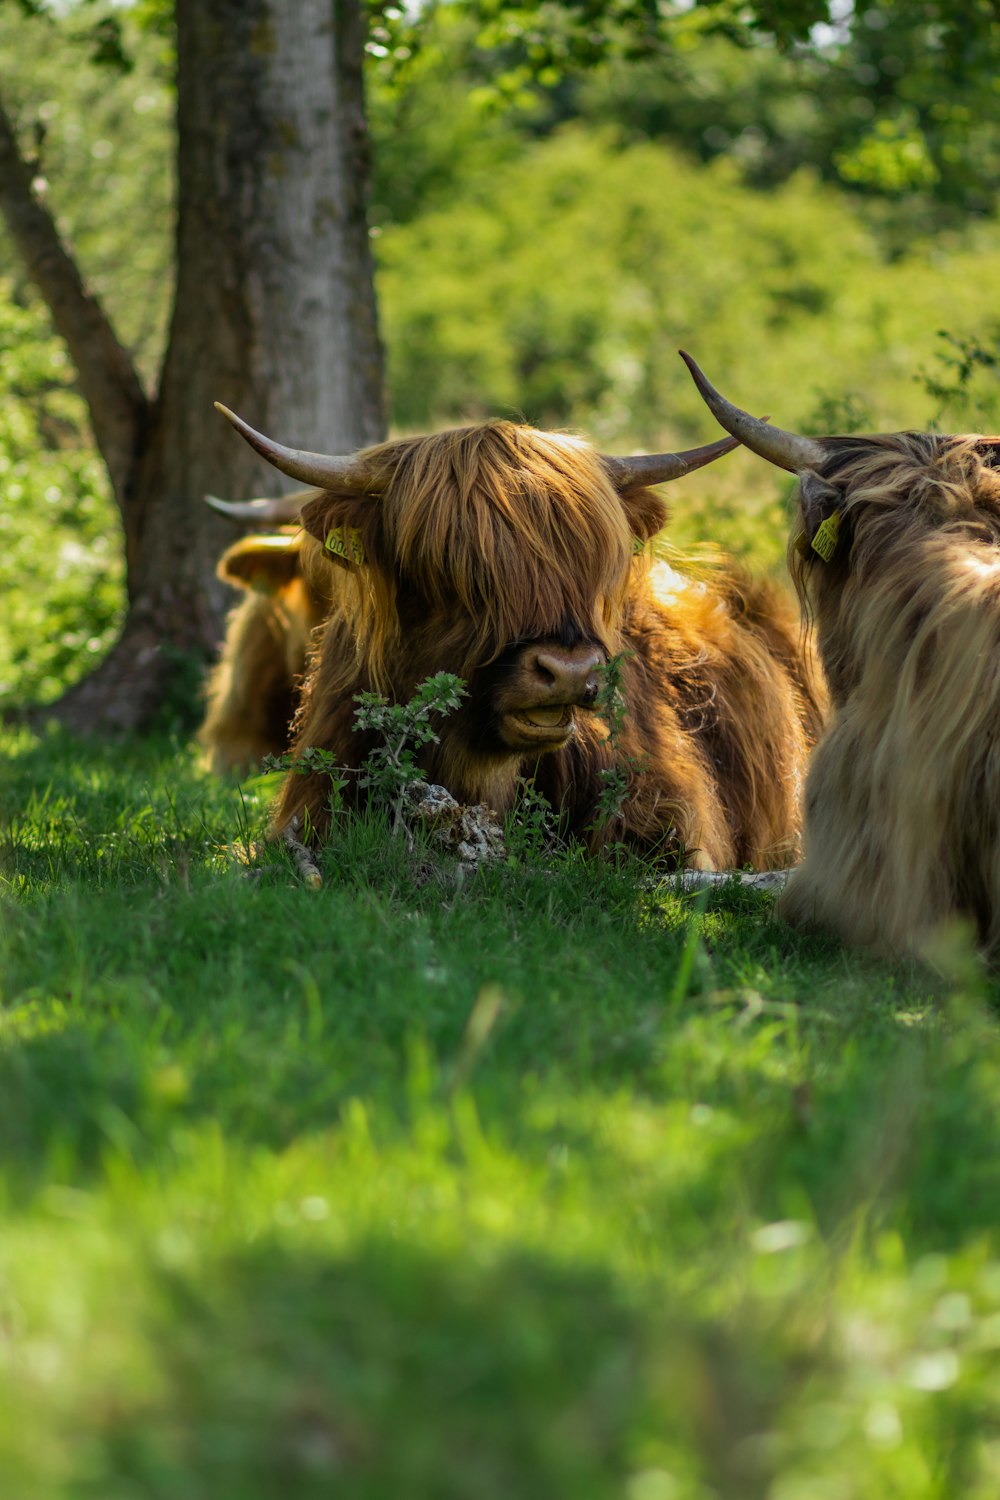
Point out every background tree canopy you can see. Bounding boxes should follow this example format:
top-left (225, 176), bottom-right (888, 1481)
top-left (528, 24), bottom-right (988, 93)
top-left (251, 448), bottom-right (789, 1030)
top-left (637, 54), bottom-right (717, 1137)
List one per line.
top-left (1, 0), bottom-right (1000, 712)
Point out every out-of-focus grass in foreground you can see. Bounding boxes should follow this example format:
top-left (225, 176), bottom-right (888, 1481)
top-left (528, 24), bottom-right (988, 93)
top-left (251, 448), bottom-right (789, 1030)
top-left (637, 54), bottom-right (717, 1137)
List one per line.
top-left (3, 726), bottom-right (1000, 1497)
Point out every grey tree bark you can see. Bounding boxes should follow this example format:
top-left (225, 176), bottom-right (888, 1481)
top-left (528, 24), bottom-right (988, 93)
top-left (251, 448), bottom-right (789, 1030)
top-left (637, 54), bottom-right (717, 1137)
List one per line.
top-left (0, 0), bottom-right (385, 731)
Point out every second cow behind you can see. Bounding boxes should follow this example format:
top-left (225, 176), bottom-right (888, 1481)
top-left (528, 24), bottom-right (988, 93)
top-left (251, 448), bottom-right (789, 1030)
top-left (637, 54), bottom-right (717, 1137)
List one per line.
top-left (207, 409), bottom-right (826, 869)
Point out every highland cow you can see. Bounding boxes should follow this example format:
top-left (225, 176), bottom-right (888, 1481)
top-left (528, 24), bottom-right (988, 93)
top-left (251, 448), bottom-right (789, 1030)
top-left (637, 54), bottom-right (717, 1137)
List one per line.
top-left (199, 526), bottom-right (332, 775)
top-left (683, 348), bottom-right (1000, 950)
top-left (211, 406), bottom-right (826, 868)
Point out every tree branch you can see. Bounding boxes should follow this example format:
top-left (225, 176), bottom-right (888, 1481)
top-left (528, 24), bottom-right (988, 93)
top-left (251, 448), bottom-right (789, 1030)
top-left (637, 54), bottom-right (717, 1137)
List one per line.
top-left (0, 88), bottom-right (149, 508)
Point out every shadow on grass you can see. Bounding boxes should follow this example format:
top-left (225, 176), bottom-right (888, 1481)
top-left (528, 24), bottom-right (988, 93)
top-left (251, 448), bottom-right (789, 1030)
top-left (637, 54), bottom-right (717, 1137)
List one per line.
top-left (11, 1237), bottom-right (816, 1500)
top-left (7, 1228), bottom-right (992, 1500)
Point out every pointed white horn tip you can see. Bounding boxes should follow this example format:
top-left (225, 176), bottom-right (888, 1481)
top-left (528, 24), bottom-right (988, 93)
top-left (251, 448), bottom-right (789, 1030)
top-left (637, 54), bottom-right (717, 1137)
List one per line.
top-left (214, 402), bottom-right (276, 458)
top-left (214, 401), bottom-right (260, 442)
top-left (203, 490), bottom-right (312, 524)
top-left (211, 400), bottom-right (371, 491)
top-left (203, 492), bottom-right (259, 520)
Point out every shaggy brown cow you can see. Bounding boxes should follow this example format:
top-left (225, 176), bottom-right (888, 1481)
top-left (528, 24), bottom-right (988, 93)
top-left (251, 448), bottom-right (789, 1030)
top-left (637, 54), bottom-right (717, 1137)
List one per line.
top-left (683, 349), bottom-right (1000, 951)
top-left (199, 527), bottom-right (332, 775)
top-left (212, 405), bottom-right (826, 868)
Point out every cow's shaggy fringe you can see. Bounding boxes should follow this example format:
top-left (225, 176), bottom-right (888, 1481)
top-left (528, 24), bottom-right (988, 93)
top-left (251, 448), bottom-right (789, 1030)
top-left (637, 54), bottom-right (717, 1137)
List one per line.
top-left (780, 433), bottom-right (1000, 953)
top-left (297, 421), bottom-right (637, 691)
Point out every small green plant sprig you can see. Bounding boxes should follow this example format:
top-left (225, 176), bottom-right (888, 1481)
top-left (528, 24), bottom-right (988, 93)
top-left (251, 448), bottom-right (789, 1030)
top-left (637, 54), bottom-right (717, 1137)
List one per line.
top-left (263, 672), bottom-right (467, 836)
top-left (590, 650), bottom-right (645, 834)
top-left (506, 774), bottom-right (561, 861)
top-left (353, 673), bottom-right (467, 832)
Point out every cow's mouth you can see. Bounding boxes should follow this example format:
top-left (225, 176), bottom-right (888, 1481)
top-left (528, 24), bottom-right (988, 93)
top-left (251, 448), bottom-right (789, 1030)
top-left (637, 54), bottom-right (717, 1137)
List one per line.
top-left (502, 704), bottom-right (575, 746)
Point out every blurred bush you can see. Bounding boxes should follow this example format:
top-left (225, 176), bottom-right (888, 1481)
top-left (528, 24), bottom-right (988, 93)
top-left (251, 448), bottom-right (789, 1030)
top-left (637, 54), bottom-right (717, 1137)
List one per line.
top-left (378, 124), bottom-right (1000, 445)
top-left (0, 4), bottom-right (169, 709)
top-left (0, 285), bottom-right (123, 709)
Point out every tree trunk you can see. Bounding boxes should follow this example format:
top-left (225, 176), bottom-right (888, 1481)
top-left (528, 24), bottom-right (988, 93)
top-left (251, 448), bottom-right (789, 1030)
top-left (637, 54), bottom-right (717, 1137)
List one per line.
top-left (2, 0), bottom-right (385, 732)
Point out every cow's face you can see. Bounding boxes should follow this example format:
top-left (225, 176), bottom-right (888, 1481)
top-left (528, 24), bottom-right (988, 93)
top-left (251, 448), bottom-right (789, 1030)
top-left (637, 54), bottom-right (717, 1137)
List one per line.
top-left (461, 628), bottom-right (606, 756)
top-left (299, 422), bottom-right (669, 757)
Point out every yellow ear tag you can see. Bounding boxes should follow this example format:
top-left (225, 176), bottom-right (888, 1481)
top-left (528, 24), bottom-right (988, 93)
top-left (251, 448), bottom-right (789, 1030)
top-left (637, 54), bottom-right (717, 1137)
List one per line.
top-left (632, 535), bottom-right (646, 555)
top-left (324, 527), bottom-right (365, 565)
top-left (810, 511), bottom-right (842, 563)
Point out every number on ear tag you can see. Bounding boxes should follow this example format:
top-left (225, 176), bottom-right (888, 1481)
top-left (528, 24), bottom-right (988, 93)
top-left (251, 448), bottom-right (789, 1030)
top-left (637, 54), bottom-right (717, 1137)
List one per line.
top-left (810, 511), bottom-right (841, 562)
top-left (324, 527), bottom-right (365, 565)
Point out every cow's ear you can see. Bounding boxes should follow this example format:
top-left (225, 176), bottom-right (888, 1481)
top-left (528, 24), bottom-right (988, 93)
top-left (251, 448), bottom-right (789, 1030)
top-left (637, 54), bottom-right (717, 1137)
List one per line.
top-left (299, 490), bottom-right (382, 571)
top-left (619, 485), bottom-right (670, 546)
top-left (797, 470), bottom-right (843, 562)
top-left (218, 534), bottom-right (301, 594)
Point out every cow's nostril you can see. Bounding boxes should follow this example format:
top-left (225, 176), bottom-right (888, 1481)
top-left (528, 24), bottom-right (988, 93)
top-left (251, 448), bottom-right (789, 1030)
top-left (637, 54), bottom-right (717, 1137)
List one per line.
top-left (532, 649), bottom-right (604, 699)
top-left (534, 655), bottom-right (557, 687)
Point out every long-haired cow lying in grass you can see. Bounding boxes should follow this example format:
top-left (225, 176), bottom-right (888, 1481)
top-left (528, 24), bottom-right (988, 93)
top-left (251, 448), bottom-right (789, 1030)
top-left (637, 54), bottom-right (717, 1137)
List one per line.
top-left (683, 349), bottom-right (1000, 950)
top-left (208, 405), bottom-right (826, 868)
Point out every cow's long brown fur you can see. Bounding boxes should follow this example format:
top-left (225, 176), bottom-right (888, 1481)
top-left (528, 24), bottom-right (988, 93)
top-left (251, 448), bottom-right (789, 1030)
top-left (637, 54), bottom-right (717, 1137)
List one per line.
top-left (270, 419), bottom-right (824, 868)
top-left (530, 564), bottom-right (825, 866)
top-left (778, 434), bottom-right (1000, 951)
top-left (199, 530), bottom-right (331, 775)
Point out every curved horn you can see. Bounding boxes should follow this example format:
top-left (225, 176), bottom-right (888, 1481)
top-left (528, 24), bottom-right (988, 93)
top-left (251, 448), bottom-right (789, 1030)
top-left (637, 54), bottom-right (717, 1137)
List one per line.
top-left (601, 433), bottom-right (740, 488)
top-left (204, 486), bottom-right (325, 524)
top-left (214, 403), bottom-right (374, 491)
top-left (678, 351), bottom-right (825, 474)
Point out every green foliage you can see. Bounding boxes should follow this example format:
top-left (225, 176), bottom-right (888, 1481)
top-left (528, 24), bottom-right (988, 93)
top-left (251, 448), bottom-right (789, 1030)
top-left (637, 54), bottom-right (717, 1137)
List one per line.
top-left (366, 5), bottom-right (544, 229)
top-left (577, 16), bottom-right (1000, 223)
top-left (0, 3), bottom-right (174, 380)
top-left (372, 0), bottom-right (836, 105)
top-left (6, 0), bottom-right (1000, 713)
top-left (804, 388), bottom-right (877, 435)
top-left (0, 282), bottom-right (122, 707)
top-left (377, 123), bottom-right (1000, 450)
top-left (590, 649), bottom-right (643, 833)
top-left (825, 0), bottom-right (1000, 217)
top-left (265, 673), bottom-right (469, 835)
top-left (836, 110), bottom-right (940, 197)
top-left (6, 727), bottom-right (1000, 1493)
top-left (353, 671), bottom-right (468, 811)
top-left (371, 1), bottom-right (1000, 220)
top-left (916, 328), bottom-right (1000, 432)
top-left (504, 773), bottom-right (561, 860)
top-left (0, 7), bottom-right (168, 708)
